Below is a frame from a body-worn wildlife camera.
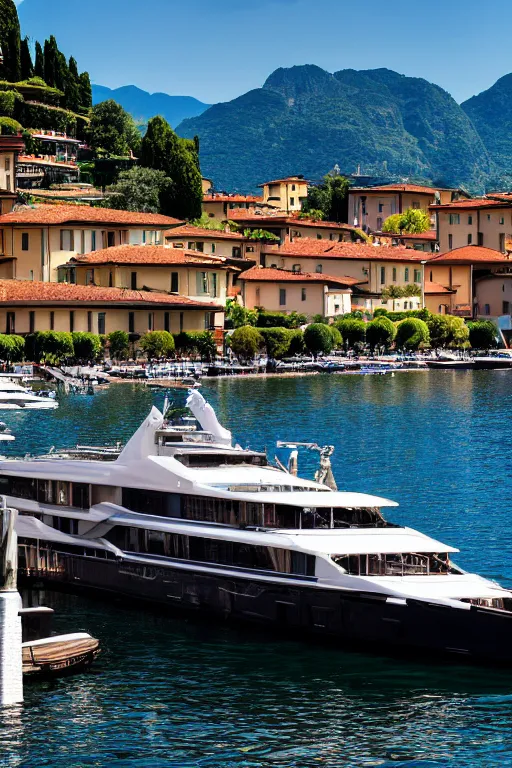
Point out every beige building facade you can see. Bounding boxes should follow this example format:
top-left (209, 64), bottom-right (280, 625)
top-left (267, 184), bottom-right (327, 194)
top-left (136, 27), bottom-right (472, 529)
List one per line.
top-left (0, 280), bottom-right (222, 338)
top-left (240, 267), bottom-right (354, 318)
top-left (349, 184), bottom-right (440, 233)
top-left (0, 204), bottom-right (182, 283)
top-left (258, 177), bottom-right (308, 213)
top-left (432, 200), bottom-right (512, 254)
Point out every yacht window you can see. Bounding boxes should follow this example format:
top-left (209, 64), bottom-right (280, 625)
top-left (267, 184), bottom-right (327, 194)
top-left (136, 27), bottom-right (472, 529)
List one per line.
top-left (332, 552), bottom-right (461, 576)
top-left (104, 526), bottom-right (315, 576)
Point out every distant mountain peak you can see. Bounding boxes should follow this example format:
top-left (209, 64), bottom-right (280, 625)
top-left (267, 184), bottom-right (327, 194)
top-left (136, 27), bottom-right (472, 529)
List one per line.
top-left (177, 65), bottom-right (490, 193)
top-left (91, 84), bottom-right (210, 129)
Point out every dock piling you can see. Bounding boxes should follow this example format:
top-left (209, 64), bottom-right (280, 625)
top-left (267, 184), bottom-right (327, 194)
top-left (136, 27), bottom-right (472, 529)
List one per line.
top-left (0, 498), bottom-right (23, 706)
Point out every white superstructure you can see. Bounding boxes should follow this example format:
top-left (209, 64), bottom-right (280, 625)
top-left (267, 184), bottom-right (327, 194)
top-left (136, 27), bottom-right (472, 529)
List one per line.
top-left (0, 390), bottom-right (509, 619)
top-left (0, 380), bottom-right (58, 410)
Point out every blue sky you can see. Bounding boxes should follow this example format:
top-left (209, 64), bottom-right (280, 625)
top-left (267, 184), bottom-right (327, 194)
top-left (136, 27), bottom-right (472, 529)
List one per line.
top-left (15, 0), bottom-right (512, 105)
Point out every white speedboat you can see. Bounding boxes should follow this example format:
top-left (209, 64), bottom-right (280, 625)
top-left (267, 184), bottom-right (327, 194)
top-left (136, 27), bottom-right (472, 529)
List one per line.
top-left (0, 423), bottom-right (14, 442)
top-left (0, 380), bottom-right (58, 410)
top-left (4, 390), bottom-right (512, 664)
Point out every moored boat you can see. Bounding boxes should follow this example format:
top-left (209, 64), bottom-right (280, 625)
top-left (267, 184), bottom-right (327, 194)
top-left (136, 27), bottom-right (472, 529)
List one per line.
top-left (4, 390), bottom-right (512, 665)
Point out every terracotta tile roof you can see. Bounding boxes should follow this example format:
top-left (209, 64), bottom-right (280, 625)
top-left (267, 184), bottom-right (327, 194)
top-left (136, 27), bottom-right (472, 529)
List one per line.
top-left (429, 199), bottom-right (507, 210)
top-left (0, 204), bottom-right (182, 227)
top-left (351, 184), bottom-right (438, 195)
top-left (203, 194), bottom-right (264, 204)
top-left (258, 176), bottom-right (307, 187)
top-left (67, 245), bottom-right (229, 267)
top-left (0, 280), bottom-right (222, 309)
top-left (239, 266), bottom-right (361, 287)
top-left (427, 246), bottom-right (511, 263)
top-left (267, 239), bottom-right (428, 262)
top-left (383, 230), bottom-right (438, 241)
top-left (424, 281), bottom-right (456, 295)
top-left (228, 210), bottom-right (356, 229)
top-left (28, 189), bottom-right (105, 200)
top-left (18, 155), bottom-right (77, 170)
top-left (485, 192), bottom-right (512, 201)
top-left (0, 189), bottom-right (17, 198)
top-left (165, 225), bottom-right (246, 241)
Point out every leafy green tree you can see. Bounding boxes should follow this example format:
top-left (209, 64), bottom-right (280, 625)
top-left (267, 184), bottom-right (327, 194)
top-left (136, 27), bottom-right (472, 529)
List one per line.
top-left (89, 100), bottom-right (141, 157)
top-left (33, 331), bottom-right (74, 363)
top-left (174, 331), bottom-right (217, 360)
top-left (43, 36), bottom-right (66, 90)
top-left (0, 0), bottom-right (21, 82)
top-left (426, 314), bottom-right (451, 348)
top-left (71, 332), bottom-right (102, 361)
top-left (64, 56), bottom-right (81, 112)
top-left (327, 324), bottom-right (342, 349)
top-left (105, 167), bottom-right (170, 213)
top-left (34, 41), bottom-right (44, 79)
top-left (108, 330), bottom-right (130, 360)
top-left (395, 318), bottom-right (430, 350)
top-left (255, 309), bottom-right (307, 329)
top-left (304, 323), bottom-right (333, 358)
top-left (334, 318), bottom-right (366, 349)
top-left (0, 334), bottom-right (24, 362)
top-left (467, 320), bottom-right (498, 350)
top-left (78, 71), bottom-right (92, 110)
top-left (20, 37), bottom-right (33, 80)
top-left (302, 172), bottom-right (350, 222)
top-left (446, 316), bottom-right (470, 348)
top-left (230, 326), bottom-right (263, 361)
top-left (382, 208), bottom-right (431, 234)
top-left (260, 327), bottom-right (291, 359)
top-left (366, 316), bottom-right (396, 350)
top-left (225, 300), bottom-right (258, 329)
top-left (140, 331), bottom-right (175, 359)
top-left (288, 329), bottom-right (305, 355)
top-left (141, 115), bottom-right (202, 220)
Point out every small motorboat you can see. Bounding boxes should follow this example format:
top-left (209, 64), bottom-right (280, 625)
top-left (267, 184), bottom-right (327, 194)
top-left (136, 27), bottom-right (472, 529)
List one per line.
top-left (0, 422), bottom-right (14, 442)
top-left (20, 606), bottom-right (100, 678)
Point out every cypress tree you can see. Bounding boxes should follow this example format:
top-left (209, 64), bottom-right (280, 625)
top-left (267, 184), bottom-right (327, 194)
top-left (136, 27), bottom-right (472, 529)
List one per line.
top-left (43, 36), bottom-right (57, 87)
top-left (34, 41), bottom-right (44, 79)
top-left (78, 72), bottom-right (92, 110)
top-left (64, 55), bottom-right (81, 112)
top-left (0, 0), bottom-right (21, 82)
top-left (20, 36), bottom-right (33, 80)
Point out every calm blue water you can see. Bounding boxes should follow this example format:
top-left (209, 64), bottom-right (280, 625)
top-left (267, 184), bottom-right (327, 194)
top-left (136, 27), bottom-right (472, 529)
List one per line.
top-left (2, 371), bottom-right (512, 768)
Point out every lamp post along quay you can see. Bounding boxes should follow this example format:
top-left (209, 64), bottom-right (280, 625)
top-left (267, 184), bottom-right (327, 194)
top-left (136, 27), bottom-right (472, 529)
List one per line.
top-left (0, 498), bottom-right (23, 706)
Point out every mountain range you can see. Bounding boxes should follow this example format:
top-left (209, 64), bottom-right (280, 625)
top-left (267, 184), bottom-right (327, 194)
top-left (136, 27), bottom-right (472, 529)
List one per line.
top-left (91, 84), bottom-right (210, 129)
top-left (94, 67), bottom-right (512, 194)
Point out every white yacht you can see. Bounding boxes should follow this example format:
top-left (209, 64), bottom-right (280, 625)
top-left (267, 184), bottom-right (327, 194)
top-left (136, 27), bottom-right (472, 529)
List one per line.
top-left (3, 390), bottom-right (512, 664)
top-left (0, 380), bottom-right (58, 410)
top-left (0, 423), bottom-right (14, 442)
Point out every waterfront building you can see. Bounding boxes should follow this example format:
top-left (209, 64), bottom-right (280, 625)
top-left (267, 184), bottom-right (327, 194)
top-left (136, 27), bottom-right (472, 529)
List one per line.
top-left (239, 265), bottom-right (362, 318)
top-left (258, 176), bottom-right (309, 213)
top-left (0, 280), bottom-right (222, 336)
top-left (260, 239), bottom-right (426, 313)
top-left (349, 183), bottom-right (469, 234)
top-left (430, 198), bottom-right (512, 254)
top-left (59, 244), bottom-right (237, 323)
top-left (0, 134), bottom-right (24, 214)
top-left (424, 245), bottom-right (511, 316)
top-left (0, 204), bottom-right (183, 282)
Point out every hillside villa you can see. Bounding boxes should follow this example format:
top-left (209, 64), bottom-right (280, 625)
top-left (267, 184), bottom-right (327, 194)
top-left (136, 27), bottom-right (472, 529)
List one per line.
top-left (258, 176), bottom-right (309, 213)
top-left (430, 198), bottom-right (512, 254)
top-left (348, 183), bottom-right (470, 234)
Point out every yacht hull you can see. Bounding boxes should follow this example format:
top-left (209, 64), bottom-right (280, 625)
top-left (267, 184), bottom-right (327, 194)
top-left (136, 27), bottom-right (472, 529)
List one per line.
top-left (20, 551), bottom-right (512, 666)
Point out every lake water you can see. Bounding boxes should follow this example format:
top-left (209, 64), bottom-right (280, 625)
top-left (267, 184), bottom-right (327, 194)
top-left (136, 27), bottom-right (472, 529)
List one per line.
top-left (2, 371), bottom-right (512, 767)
